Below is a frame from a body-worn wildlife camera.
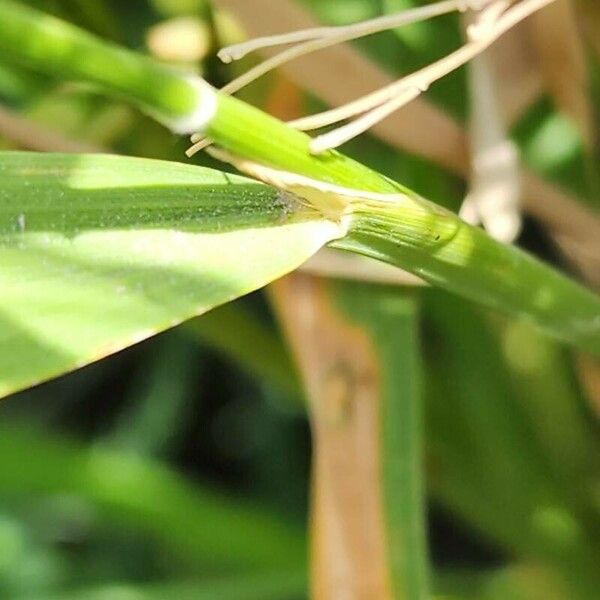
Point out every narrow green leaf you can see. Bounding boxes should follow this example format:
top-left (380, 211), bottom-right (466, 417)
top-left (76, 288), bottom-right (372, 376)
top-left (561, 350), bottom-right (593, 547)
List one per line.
top-left (0, 151), bottom-right (340, 397)
top-left (0, 425), bottom-right (307, 569)
top-left (104, 330), bottom-right (200, 457)
top-left (33, 572), bottom-right (307, 600)
top-left (3, 1), bottom-right (598, 354)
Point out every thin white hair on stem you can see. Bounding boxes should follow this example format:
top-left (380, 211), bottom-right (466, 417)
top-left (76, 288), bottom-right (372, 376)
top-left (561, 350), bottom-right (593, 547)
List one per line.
top-left (217, 1), bottom-right (498, 63)
top-left (187, 0), bottom-right (491, 155)
top-left (465, 0), bottom-right (512, 40)
top-left (304, 0), bottom-right (555, 152)
top-left (309, 87), bottom-right (422, 154)
top-left (188, 0), bottom-right (557, 157)
top-left (185, 136), bottom-right (212, 157)
top-left (218, 0), bottom-right (484, 87)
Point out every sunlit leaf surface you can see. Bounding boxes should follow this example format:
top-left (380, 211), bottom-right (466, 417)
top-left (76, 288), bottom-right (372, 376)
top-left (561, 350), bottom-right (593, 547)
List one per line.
top-left (0, 152), bottom-right (340, 397)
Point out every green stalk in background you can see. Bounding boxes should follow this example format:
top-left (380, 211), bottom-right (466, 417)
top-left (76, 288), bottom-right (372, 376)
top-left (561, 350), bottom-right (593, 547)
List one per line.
top-left (0, 426), bottom-right (307, 570)
top-left (424, 291), bottom-right (600, 598)
top-left (0, 0), bottom-right (598, 356)
top-left (186, 303), bottom-right (301, 399)
top-left (206, 95), bottom-right (600, 353)
top-left (35, 573), bottom-right (307, 600)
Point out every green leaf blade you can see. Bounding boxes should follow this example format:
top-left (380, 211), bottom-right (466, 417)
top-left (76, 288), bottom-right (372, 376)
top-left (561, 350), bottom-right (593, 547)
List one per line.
top-left (0, 152), bottom-right (338, 397)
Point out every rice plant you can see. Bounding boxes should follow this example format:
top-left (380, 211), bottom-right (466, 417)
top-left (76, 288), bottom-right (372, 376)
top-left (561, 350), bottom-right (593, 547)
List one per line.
top-left (0, 1), bottom-right (598, 598)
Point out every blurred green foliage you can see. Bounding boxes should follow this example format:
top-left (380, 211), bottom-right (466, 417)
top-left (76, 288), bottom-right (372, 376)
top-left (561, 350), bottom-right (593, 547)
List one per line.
top-left (0, 0), bottom-right (598, 599)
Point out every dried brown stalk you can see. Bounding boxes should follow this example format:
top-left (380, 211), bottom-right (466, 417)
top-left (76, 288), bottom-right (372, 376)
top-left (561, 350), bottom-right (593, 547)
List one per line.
top-left (270, 273), bottom-right (392, 600)
top-left (485, 24), bottom-right (543, 126)
top-left (578, 354), bottom-right (600, 419)
top-left (462, 10), bottom-right (522, 242)
top-left (577, 0), bottom-right (600, 62)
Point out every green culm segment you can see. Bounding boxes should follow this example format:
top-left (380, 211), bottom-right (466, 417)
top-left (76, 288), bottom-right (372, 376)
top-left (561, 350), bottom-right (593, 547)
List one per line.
top-left (0, 0), bottom-right (200, 122)
top-left (0, 0), bottom-right (598, 355)
top-left (205, 95), bottom-right (600, 356)
top-left (0, 152), bottom-right (339, 397)
top-left (334, 201), bottom-right (600, 354)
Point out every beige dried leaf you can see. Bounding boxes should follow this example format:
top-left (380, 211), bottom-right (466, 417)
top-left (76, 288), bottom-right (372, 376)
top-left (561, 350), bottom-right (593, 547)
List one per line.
top-left (529, 0), bottom-right (594, 148)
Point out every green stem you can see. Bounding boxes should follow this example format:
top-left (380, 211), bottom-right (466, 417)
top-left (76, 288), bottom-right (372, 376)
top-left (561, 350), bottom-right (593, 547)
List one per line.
top-left (207, 94), bottom-right (401, 192)
top-left (0, 0), bottom-right (205, 128)
top-left (207, 94), bottom-right (600, 355)
top-left (334, 199), bottom-right (600, 354)
top-left (2, 0), bottom-right (598, 353)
